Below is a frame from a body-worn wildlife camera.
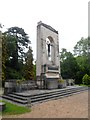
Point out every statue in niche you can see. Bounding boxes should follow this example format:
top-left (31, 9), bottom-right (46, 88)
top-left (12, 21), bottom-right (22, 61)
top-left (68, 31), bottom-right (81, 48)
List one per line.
top-left (48, 43), bottom-right (50, 57)
top-left (46, 38), bottom-right (51, 60)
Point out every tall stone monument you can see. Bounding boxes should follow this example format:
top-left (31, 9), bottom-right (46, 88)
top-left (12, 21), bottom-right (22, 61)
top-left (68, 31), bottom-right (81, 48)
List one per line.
top-left (36, 21), bottom-right (60, 89)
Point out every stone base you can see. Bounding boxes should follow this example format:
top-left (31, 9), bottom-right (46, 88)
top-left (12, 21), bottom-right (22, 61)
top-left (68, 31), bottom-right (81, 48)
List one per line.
top-left (45, 78), bottom-right (58, 89)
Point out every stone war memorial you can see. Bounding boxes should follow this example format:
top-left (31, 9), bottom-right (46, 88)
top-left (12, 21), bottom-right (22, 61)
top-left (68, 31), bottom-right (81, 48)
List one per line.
top-left (2, 21), bottom-right (88, 106)
top-left (36, 21), bottom-right (61, 89)
top-left (3, 21), bottom-right (74, 94)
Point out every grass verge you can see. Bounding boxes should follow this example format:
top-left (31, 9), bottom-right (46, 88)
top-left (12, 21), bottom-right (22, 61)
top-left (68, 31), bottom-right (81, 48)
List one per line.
top-left (0, 100), bottom-right (31, 115)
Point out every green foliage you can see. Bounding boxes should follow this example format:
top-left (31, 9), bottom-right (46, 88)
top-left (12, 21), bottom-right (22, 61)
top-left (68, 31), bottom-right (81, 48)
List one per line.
top-left (60, 49), bottom-right (79, 80)
top-left (73, 37), bottom-right (88, 56)
top-left (82, 74), bottom-right (90, 85)
top-left (58, 79), bottom-right (64, 83)
top-left (2, 26), bottom-right (34, 82)
top-left (2, 33), bottom-right (8, 81)
top-left (60, 48), bottom-right (67, 62)
top-left (0, 100), bottom-right (31, 115)
top-left (16, 78), bottom-right (25, 85)
top-left (75, 56), bottom-right (88, 84)
top-left (73, 37), bottom-right (90, 84)
top-left (60, 38), bottom-right (90, 84)
top-left (6, 68), bottom-right (23, 79)
top-left (24, 47), bottom-right (34, 80)
top-left (5, 27), bottom-right (30, 69)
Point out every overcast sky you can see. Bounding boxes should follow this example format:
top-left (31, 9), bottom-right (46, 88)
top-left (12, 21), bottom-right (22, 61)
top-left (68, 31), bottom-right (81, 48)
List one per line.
top-left (0, 0), bottom-right (88, 60)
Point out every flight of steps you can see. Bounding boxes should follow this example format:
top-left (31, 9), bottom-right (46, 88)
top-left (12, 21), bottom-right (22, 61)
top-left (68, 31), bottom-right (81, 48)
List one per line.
top-left (2, 86), bottom-right (88, 106)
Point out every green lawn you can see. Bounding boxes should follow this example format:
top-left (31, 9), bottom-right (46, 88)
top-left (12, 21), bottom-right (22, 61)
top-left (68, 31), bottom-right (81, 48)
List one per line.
top-left (0, 100), bottom-right (31, 115)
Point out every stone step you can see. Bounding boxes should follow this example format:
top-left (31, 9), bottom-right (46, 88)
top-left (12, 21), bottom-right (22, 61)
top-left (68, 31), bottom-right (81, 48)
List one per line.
top-left (3, 95), bottom-right (27, 104)
top-left (31, 92), bottom-right (69, 103)
top-left (13, 89), bottom-right (67, 99)
top-left (6, 88), bottom-right (83, 103)
top-left (13, 86), bottom-right (87, 98)
top-left (29, 88), bottom-right (88, 104)
top-left (3, 90), bottom-right (71, 104)
top-left (2, 86), bottom-right (88, 105)
top-left (8, 94), bottom-right (28, 100)
top-left (31, 94), bottom-right (70, 105)
top-left (31, 88), bottom-right (88, 103)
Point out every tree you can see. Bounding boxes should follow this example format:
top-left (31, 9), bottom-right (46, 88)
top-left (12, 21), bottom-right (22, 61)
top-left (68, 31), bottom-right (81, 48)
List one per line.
top-left (2, 26), bottom-right (32, 80)
top-left (87, 37), bottom-right (90, 75)
top-left (2, 33), bottom-right (8, 81)
top-left (60, 49), bottom-right (79, 80)
top-left (73, 37), bottom-right (88, 57)
top-left (5, 27), bottom-right (30, 69)
top-left (24, 47), bottom-right (34, 80)
top-left (60, 48), bottom-right (67, 62)
top-left (73, 37), bottom-right (90, 83)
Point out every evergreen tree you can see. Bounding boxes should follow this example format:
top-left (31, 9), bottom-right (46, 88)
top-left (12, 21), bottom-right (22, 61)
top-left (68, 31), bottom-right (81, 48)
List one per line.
top-left (2, 26), bottom-right (32, 79)
top-left (5, 27), bottom-right (30, 70)
top-left (24, 47), bottom-right (34, 80)
top-left (2, 33), bottom-right (8, 81)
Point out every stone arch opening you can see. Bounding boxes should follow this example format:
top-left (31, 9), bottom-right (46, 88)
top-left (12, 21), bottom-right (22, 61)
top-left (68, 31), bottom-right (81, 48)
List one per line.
top-left (46, 36), bottom-right (55, 63)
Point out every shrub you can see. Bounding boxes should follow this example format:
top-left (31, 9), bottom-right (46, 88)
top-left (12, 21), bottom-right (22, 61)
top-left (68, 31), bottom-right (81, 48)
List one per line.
top-left (82, 74), bottom-right (90, 85)
top-left (58, 79), bottom-right (64, 83)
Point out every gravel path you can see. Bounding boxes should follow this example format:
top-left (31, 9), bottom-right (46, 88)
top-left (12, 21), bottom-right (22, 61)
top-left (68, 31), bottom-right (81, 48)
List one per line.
top-left (3, 90), bottom-right (88, 118)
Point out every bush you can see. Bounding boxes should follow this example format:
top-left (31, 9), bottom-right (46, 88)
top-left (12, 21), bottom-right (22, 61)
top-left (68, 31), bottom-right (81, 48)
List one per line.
top-left (58, 79), bottom-right (64, 83)
top-left (82, 74), bottom-right (90, 85)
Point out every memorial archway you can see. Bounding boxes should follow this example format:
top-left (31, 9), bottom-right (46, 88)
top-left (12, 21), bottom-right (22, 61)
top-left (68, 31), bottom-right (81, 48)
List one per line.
top-left (36, 21), bottom-right (60, 89)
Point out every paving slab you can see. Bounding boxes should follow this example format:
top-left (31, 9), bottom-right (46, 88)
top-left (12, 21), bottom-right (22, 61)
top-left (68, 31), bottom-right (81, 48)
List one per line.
top-left (14, 85), bottom-right (85, 96)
